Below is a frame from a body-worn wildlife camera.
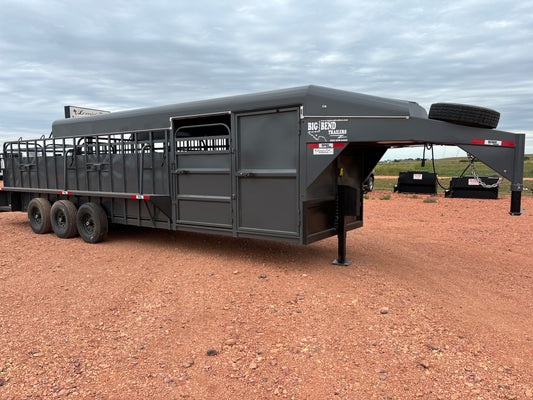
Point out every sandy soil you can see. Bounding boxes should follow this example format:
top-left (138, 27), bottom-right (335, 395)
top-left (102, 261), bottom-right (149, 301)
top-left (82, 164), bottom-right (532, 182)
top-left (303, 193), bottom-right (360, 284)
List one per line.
top-left (0, 192), bottom-right (532, 399)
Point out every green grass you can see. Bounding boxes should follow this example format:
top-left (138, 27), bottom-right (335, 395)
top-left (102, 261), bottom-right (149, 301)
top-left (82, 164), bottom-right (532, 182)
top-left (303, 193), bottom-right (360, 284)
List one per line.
top-left (375, 155), bottom-right (533, 178)
top-left (373, 154), bottom-right (533, 196)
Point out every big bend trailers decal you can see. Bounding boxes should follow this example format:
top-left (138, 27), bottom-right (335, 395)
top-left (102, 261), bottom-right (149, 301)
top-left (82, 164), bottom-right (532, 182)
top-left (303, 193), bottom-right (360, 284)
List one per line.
top-left (307, 119), bottom-right (349, 142)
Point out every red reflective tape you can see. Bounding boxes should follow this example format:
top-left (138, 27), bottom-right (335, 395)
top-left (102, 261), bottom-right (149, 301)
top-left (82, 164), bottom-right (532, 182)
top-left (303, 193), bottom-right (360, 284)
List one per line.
top-left (471, 139), bottom-right (515, 147)
top-left (59, 191), bottom-right (72, 195)
top-left (308, 142), bottom-right (345, 148)
top-left (131, 195), bottom-right (149, 200)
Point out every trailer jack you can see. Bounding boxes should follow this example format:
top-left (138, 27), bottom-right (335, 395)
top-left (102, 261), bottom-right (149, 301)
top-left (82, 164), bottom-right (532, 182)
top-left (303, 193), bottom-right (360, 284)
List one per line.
top-left (333, 184), bottom-right (351, 266)
top-left (510, 190), bottom-right (523, 216)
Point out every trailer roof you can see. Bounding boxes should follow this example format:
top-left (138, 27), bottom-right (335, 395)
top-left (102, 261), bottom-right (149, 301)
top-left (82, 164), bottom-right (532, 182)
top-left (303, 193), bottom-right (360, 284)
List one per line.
top-left (51, 85), bottom-right (427, 137)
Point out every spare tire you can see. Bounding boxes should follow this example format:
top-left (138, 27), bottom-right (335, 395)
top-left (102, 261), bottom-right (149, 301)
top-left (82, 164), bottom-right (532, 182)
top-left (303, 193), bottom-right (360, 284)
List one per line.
top-left (428, 103), bottom-right (500, 129)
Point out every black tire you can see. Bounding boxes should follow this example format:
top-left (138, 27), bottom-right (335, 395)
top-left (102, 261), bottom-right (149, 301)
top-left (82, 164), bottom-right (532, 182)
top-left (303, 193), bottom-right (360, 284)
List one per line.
top-left (51, 200), bottom-right (78, 238)
top-left (363, 175), bottom-right (375, 193)
top-left (428, 103), bottom-right (500, 129)
top-left (27, 197), bottom-right (52, 234)
top-left (76, 202), bottom-right (108, 243)
top-left (367, 175), bottom-right (374, 192)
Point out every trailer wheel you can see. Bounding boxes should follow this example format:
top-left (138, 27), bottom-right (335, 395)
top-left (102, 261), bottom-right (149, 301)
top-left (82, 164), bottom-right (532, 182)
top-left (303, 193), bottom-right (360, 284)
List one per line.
top-left (363, 175), bottom-right (375, 193)
top-left (428, 103), bottom-right (500, 129)
top-left (51, 200), bottom-right (78, 238)
top-left (76, 202), bottom-right (108, 243)
top-left (27, 197), bottom-right (52, 234)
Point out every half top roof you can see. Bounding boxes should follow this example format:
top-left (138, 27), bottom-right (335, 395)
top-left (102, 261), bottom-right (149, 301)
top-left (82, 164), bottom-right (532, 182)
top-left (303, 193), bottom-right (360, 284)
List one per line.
top-left (51, 85), bottom-right (428, 137)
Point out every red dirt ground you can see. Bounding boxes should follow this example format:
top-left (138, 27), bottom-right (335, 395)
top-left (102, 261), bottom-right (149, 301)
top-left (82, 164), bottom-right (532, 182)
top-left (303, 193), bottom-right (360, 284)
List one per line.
top-left (0, 192), bottom-right (532, 399)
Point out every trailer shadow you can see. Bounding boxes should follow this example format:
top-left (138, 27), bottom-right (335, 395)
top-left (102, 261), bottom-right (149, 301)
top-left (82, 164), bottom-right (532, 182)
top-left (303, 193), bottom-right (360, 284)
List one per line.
top-left (0, 215), bottom-right (343, 271)
top-left (107, 224), bottom-right (335, 271)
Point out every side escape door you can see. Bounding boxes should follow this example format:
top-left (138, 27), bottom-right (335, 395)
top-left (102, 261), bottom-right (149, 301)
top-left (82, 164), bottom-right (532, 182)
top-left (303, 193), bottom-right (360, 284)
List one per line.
top-left (233, 108), bottom-right (300, 240)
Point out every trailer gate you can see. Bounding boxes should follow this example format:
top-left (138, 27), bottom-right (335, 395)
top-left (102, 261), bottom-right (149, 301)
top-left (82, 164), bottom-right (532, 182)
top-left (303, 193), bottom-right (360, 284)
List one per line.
top-left (235, 108), bottom-right (300, 238)
top-left (172, 122), bottom-right (229, 232)
top-left (0, 85), bottom-right (526, 263)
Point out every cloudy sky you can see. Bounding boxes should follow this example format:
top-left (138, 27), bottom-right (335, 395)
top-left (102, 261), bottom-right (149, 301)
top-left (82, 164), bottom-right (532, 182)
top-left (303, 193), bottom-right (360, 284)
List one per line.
top-left (1, 0), bottom-right (532, 159)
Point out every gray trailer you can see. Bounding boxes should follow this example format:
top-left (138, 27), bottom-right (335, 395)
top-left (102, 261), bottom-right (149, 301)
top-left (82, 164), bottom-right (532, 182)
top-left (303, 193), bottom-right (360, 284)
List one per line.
top-left (0, 86), bottom-right (525, 264)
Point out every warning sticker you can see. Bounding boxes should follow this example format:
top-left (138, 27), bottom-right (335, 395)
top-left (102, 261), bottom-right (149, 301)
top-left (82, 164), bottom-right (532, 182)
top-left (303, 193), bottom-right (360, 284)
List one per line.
top-left (308, 142), bottom-right (345, 155)
top-left (307, 119), bottom-right (348, 142)
top-left (413, 174), bottom-right (423, 180)
top-left (313, 148), bottom-right (334, 155)
top-left (468, 178), bottom-right (480, 186)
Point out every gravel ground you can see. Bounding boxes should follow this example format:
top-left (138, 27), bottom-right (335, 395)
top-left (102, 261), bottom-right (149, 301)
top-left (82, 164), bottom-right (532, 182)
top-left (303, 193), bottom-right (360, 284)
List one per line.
top-left (0, 192), bottom-right (532, 399)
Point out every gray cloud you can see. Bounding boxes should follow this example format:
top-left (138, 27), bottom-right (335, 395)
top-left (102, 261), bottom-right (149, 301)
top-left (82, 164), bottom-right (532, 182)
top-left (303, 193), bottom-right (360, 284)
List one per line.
top-left (0, 0), bottom-right (532, 152)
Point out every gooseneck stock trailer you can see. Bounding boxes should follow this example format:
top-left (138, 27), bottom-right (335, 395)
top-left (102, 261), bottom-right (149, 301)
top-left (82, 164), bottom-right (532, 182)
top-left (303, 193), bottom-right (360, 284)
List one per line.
top-left (0, 86), bottom-right (525, 264)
